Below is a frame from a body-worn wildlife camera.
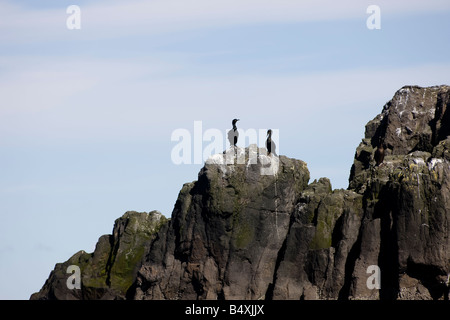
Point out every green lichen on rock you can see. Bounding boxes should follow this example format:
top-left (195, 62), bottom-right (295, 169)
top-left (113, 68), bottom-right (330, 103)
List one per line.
top-left (200, 146), bottom-right (310, 253)
top-left (107, 211), bottom-right (167, 294)
top-left (31, 210), bottom-right (168, 300)
top-left (302, 178), bottom-right (361, 250)
top-left (233, 217), bottom-right (254, 249)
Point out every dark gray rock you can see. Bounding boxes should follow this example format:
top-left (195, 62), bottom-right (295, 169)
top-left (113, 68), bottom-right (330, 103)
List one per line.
top-left (347, 85), bottom-right (450, 299)
top-left (30, 211), bottom-right (167, 300)
top-left (269, 178), bottom-right (364, 299)
top-left (350, 85), bottom-right (450, 191)
top-left (32, 85), bottom-right (450, 300)
top-left (134, 147), bottom-right (310, 300)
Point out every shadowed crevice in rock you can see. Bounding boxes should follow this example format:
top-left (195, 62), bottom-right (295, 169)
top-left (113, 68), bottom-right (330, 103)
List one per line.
top-left (377, 183), bottom-right (400, 300)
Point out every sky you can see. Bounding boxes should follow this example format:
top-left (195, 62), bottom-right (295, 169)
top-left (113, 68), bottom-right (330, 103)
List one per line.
top-left (0, 0), bottom-right (449, 299)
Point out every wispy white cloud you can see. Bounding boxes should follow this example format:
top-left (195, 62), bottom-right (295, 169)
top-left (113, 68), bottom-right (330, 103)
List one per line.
top-left (0, 55), bottom-right (180, 115)
top-left (2, 0), bottom-right (450, 43)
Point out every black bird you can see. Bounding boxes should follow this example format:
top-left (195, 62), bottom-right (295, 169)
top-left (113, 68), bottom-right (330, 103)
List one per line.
top-left (227, 119), bottom-right (239, 147)
top-left (266, 129), bottom-right (276, 156)
top-left (374, 136), bottom-right (385, 166)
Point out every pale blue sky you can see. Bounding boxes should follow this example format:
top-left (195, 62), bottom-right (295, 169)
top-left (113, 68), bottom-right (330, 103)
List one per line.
top-left (0, 0), bottom-right (449, 299)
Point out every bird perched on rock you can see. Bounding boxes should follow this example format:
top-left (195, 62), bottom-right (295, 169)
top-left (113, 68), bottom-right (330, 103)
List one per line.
top-left (266, 129), bottom-right (277, 156)
top-left (228, 119), bottom-right (239, 147)
top-left (374, 136), bottom-right (385, 166)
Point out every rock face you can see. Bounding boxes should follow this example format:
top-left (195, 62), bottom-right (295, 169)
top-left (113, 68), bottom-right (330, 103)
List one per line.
top-left (32, 85), bottom-right (450, 300)
top-left (347, 85), bottom-right (450, 300)
top-left (31, 211), bottom-right (167, 300)
top-left (134, 148), bottom-right (309, 300)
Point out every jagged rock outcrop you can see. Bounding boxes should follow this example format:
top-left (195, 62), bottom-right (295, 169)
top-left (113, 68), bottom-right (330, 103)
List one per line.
top-left (31, 211), bottom-right (167, 300)
top-left (134, 148), bottom-right (309, 300)
top-left (268, 178), bottom-right (364, 299)
top-left (32, 85), bottom-right (450, 300)
top-left (347, 85), bottom-right (450, 300)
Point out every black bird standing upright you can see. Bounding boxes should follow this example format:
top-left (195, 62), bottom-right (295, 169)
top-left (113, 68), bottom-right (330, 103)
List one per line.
top-left (228, 119), bottom-right (240, 147)
top-left (266, 129), bottom-right (276, 156)
top-left (374, 136), bottom-right (385, 166)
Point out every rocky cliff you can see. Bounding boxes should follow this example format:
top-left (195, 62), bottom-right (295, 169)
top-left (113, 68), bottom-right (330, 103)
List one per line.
top-left (30, 211), bottom-right (167, 300)
top-left (31, 85), bottom-right (450, 300)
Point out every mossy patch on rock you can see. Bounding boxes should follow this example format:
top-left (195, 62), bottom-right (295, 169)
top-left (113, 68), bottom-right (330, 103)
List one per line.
top-left (31, 211), bottom-right (168, 300)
